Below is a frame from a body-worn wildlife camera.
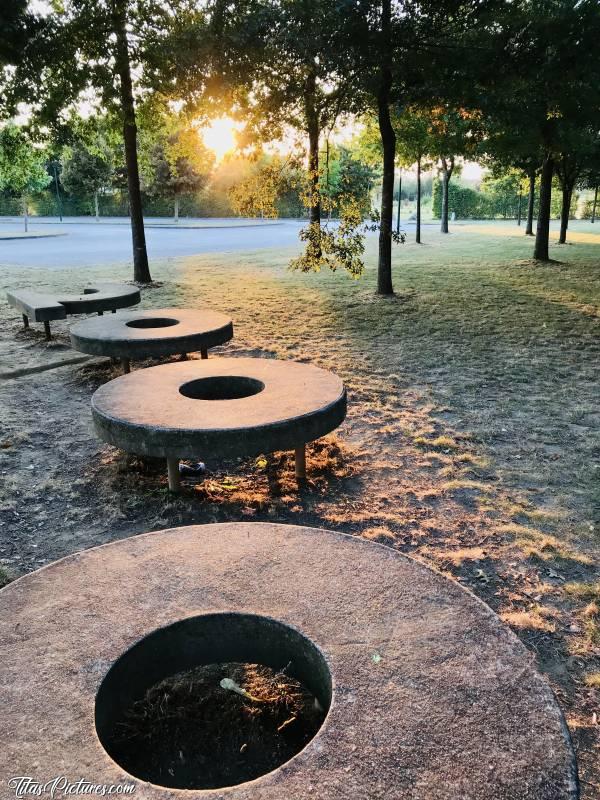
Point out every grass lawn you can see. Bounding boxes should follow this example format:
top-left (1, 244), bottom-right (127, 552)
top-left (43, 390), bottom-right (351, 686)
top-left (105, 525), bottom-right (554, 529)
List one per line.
top-left (1, 219), bottom-right (599, 794)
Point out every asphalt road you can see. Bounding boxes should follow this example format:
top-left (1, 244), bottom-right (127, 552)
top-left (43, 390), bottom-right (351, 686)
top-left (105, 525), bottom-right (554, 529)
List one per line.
top-left (0, 218), bottom-right (311, 269)
top-left (0, 216), bottom-right (431, 269)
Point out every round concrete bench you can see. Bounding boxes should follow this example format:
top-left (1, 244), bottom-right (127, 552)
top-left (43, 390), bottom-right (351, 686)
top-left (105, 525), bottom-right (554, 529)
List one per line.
top-left (56, 282), bottom-right (141, 315)
top-left (70, 307), bottom-right (234, 373)
top-left (0, 523), bottom-right (577, 798)
top-left (91, 357), bottom-right (346, 490)
top-left (6, 282), bottom-right (140, 339)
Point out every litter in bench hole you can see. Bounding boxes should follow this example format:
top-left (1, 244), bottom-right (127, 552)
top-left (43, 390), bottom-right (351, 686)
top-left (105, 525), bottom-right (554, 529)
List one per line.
top-left (178, 461), bottom-right (207, 477)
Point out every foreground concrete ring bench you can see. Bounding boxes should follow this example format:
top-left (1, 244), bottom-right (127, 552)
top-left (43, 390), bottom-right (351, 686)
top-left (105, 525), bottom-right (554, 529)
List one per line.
top-left (0, 522), bottom-right (578, 798)
top-left (91, 357), bottom-right (346, 490)
top-left (70, 307), bottom-right (234, 373)
top-left (6, 282), bottom-right (140, 339)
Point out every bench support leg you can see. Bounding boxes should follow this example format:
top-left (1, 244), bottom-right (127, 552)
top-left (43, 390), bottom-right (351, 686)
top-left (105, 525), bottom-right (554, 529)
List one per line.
top-left (44, 321), bottom-right (51, 341)
top-left (295, 444), bottom-right (306, 481)
top-left (180, 353), bottom-right (188, 361)
top-left (167, 458), bottom-right (181, 492)
top-left (122, 358), bottom-right (130, 374)
top-left (98, 311), bottom-right (104, 316)
top-left (22, 314), bottom-right (29, 329)
top-left (201, 348), bottom-right (208, 360)
top-left (112, 309), bottom-right (116, 314)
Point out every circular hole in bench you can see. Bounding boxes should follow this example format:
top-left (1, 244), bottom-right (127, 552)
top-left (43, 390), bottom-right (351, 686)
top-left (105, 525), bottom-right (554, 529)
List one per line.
top-left (179, 376), bottom-right (265, 400)
top-left (95, 613), bottom-right (331, 790)
top-left (126, 317), bottom-right (179, 329)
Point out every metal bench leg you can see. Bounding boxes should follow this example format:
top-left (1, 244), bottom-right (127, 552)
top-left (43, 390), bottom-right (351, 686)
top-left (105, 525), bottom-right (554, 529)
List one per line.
top-left (201, 348), bottom-right (208, 359)
top-left (112, 309), bottom-right (116, 314)
top-left (43, 321), bottom-right (51, 340)
top-left (295, 444), bottom-right (306, 481)
top-left (122, 358), bottom-right (130, 374)
top-left (167, 458), bottom-right (181, 492)
top-left (22, 314), bottom-right (29, 329)
top-left (98, 311), bottom-right (104, 316)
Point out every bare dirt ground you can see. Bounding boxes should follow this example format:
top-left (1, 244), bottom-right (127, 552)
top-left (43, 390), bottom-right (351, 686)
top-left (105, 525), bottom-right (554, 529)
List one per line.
top-left (1, 221), bottom-right (599, 795)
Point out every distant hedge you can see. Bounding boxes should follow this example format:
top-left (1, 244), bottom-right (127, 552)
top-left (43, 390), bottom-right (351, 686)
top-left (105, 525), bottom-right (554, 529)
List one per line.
top-left (0, 185), bottom-right (307, 219)
top-left (431, 178), bottom-right (577, 220)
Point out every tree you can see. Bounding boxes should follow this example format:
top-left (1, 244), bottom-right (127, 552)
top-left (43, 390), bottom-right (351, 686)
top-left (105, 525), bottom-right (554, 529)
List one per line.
top-left (61, 141), bottom-right (113, 221)
top-left (580, 154), bottom-right (600, 224)
top-left (333, 0), bottom-right (408, 294)
top-left (554, 126), bottom-right (599, 243)
top-left (0, 0), bottom-right (181, 281)
top-left (425, 107), bottom-right (476, 234)
top-left (357, 107), bottom-right (430, 243)
top-left (189, 0), bottom-right (356, 270)
top-left (0, 0), bottom-right (31, 70)
top-left (141, 112), bottom-right (214, 221)
top-left (321, 146), bottom-right (375, 218)
top-left (485, 0), bottom-right (600, 260)
top-left (481, 169), bottom-right (525, 220)
top-left (477, 119), bottom-right (541, 236)
top-left (395, 107), bottom-right (432, 243)
top-left (337, 0), bottom-right (504, 290)
top-left (144, 141), bottom-right (208, 222)
top-left (524, 172), bottom-right (536, 235)
top-left (228, 155), bottom-right (302, 218)
top-left (0, 125), bottom-right (51, 231)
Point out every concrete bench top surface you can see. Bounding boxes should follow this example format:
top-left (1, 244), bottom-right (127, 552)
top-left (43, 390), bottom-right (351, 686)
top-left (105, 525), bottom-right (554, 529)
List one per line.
top-left (56, 282), bottom-right (140, 314)
top-left (70, 307), bottom-right (233, 358)
top-left (5, 289), bottom-right (67, 321)
top-left (0, 523), bottom-right (577, 799)
top-left (91, 357), bottom-right (347, 459)
top-left (7, 282), bottom-right (140, 318)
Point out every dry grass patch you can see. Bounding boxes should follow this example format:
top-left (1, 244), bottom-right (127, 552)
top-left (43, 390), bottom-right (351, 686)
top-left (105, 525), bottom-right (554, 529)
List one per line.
top-left (501, 608), bottom-right (558, 633)
top-left (360, 526), bottom-right (396, 544)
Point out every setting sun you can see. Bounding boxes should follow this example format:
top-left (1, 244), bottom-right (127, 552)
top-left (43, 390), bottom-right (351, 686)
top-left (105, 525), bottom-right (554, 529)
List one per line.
top-left (200, 117), bottom-right (240, 161)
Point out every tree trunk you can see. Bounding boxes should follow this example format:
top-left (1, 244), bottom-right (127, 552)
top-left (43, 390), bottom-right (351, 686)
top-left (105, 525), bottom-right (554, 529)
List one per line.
top-left (304, 70), bottom-right (321, 262)
top-left (94, 191), bottom-right (100, 222)
top-left (377, 99), bottom-right (395, 294)
top-left (23, 196), bottom-right (28, 232)
top-left (517, 192), bottom-right (522, 225)
top-left (113, 0), bottom-right (151, 283)
top-left (592, 185), bottom-right (598, 223)
top-left (439, 157), bottom-right (454, 233)
top-left (396, 168), bottom-right (401, 234)
top-left (558, 183), bottom-right (572, 244)
top-left (52, 163), bottom-right (63, 222)
top-left (525, 172), bottom-right (535, 235)
top-left (174, 195), bottom-right (179, 222)
top-left (440, 171), bottom-right (448, 233)
top-left (534, 154), bottom-right (553, 261)
top-left (416, 156), bottom-right (422, 244)
top-left (326, 138), bottom-right (332, 222)
top-left (376, 0), bottom-right (395, 296)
